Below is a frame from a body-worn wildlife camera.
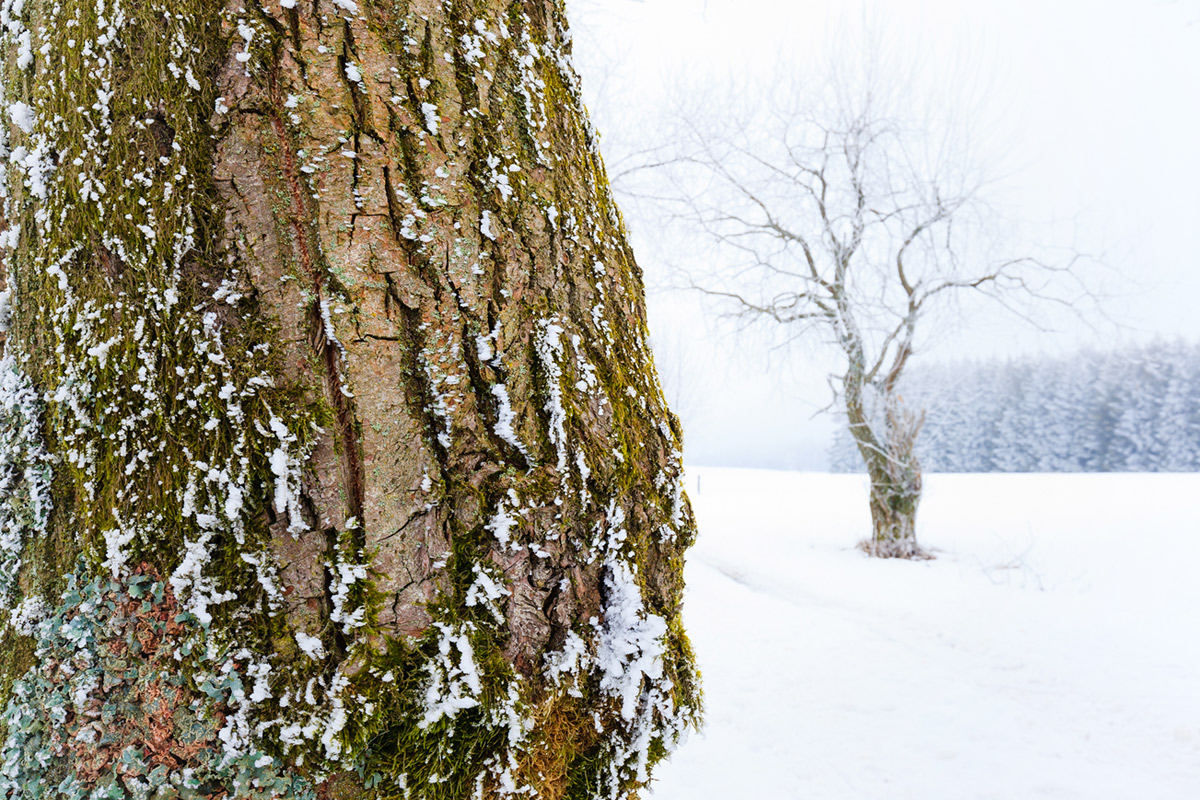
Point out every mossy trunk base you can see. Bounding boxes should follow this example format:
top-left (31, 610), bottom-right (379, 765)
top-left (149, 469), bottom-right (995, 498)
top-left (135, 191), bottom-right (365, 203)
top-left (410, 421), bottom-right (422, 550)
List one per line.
top-left (860, 485), bottom-right (929, 560)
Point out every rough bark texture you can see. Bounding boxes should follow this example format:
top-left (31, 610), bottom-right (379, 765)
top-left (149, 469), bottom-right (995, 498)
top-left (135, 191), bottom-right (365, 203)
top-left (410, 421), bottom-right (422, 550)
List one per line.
top-left (844, 369), bottom-right (926, 559)
top-left (0, 1), bottom-right (699, 798)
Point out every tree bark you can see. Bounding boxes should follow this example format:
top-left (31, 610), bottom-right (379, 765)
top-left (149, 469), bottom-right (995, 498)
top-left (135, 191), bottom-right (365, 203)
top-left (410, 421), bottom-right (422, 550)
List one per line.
top-left (0, 1), bottom-right (699, 798)
top-left (844, 371), bottom-right (925, 559)
top-left (863, 465), bottom-right (922, 559)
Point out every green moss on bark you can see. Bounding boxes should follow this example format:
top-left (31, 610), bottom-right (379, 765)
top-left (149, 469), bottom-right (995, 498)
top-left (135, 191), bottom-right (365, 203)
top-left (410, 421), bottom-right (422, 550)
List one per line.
top-left (0, 0), bottom-right (700, 796)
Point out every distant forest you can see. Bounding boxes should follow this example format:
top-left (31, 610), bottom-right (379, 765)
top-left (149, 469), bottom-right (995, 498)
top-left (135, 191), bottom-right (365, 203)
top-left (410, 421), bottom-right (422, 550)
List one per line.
top-left (829, 341), bottom-right (1200, 473)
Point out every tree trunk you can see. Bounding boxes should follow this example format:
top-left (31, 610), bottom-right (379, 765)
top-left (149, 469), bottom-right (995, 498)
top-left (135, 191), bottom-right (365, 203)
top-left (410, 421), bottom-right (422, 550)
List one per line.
top-left (0, 1), bottom-right (699, 798)
top-left (844, 376), bottom-right (926, 559)
top-left (863, 463), bottom-right (922, 559)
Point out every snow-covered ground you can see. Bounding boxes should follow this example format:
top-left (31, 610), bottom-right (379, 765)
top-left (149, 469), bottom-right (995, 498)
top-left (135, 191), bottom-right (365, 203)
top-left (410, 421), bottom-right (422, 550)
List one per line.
top-left (650, 469), bottom-right (1200, 799)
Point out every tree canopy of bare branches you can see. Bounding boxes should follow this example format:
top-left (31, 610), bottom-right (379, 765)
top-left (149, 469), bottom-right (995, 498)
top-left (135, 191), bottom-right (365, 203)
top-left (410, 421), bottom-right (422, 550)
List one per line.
top-left (645, 58), bottom-right (1094, 557)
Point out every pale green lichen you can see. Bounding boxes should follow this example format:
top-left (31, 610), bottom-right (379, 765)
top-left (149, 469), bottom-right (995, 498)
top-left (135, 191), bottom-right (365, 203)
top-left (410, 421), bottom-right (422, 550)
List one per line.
top-left (0, 566), bottom-right (318, 800)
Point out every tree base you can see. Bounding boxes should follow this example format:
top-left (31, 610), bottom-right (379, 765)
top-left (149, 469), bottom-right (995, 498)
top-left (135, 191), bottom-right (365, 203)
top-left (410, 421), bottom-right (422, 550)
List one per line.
top-left (856, 538), bottom-right (935, 560)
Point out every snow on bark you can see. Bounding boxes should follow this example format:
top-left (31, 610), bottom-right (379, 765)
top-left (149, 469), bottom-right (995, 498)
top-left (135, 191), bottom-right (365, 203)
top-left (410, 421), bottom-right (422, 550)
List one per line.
top-left (0, 355), bottom-right (50, 609)
top-left (0, 0), bottom-right (699, 796)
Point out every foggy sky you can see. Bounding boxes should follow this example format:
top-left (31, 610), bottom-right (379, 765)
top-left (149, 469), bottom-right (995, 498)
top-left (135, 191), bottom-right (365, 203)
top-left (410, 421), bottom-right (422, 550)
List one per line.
top-left (567, 0), bottom-right (1200, 469)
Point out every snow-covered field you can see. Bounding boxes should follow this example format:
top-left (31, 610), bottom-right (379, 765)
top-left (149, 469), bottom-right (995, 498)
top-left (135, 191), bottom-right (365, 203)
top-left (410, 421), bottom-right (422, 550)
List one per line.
top-left (650, 469), bottom-right (1200, 800)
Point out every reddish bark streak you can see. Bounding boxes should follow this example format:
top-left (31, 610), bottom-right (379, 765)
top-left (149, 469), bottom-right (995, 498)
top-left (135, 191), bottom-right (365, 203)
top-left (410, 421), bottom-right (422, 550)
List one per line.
top-left (268, 71), bottom-right (365, 527)
top-left (271, 114), bottom-right (319, 289)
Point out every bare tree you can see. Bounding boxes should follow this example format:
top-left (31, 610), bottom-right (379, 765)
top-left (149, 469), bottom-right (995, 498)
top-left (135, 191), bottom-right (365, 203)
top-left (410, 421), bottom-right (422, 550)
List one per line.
top-left (648, 59), bottom-right (1091, 558)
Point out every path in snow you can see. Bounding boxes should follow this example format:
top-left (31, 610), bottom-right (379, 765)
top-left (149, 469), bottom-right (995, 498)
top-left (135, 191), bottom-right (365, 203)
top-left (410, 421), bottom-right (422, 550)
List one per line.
top-left (650, 470), bottom-right (1200, 800)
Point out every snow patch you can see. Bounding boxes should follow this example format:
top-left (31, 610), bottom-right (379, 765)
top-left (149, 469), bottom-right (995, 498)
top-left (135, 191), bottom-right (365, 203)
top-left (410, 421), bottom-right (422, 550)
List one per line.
top-left (534, 319), bottom-right (569, 471)
top-left (7, 101), bottom-right (32, 133)
top-left (421, 102), bottom-right (440, 135)
top-left (596, 558), bottom-right (668, 722)
top-left (419, 623), bottom-right (483, 729)
top-left (490, 383), bottom-right (531, 459)
top-left (295, 631), bottom-right (326, 660)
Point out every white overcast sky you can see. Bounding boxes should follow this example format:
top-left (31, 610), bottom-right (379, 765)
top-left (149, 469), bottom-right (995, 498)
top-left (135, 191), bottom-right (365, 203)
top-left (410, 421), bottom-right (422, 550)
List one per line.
top-left (565, 0), bottom-right (1200, 468)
